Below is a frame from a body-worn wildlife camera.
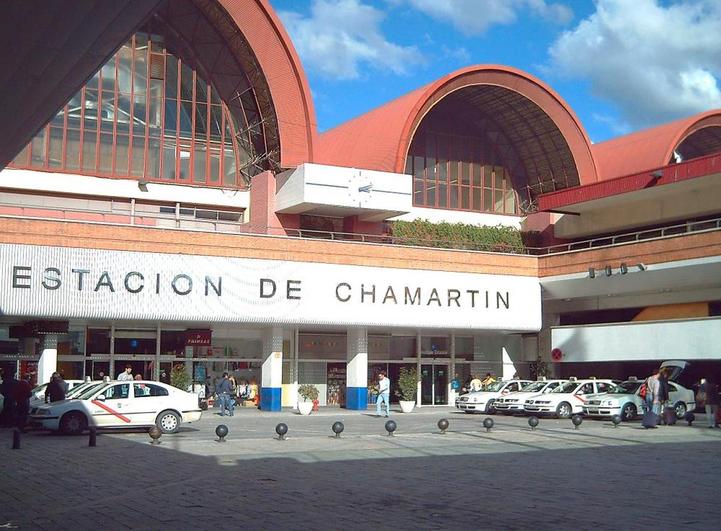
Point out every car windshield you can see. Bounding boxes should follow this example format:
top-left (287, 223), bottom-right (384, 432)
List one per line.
top-left (76, 384), bottom-right (108, 400)
top-left (67, 382), bottom-right (103, 398)
top-left (482, 381), bottom-right (506, 392)
top-left (552, 381), bottom-right (580, 393)
top-left (610, 381), bottom-right (641, 394)
top-left (31, 383), bottom-right (48, 394)
top-left (521, 381), bottom-right (547, 393)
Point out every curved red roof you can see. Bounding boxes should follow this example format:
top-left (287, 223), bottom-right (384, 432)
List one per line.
top-left (220, 0), bottom-right (317, 167)
top-left (592, 110), bottom-right (721, 181)
top-left (315, 65), bottom-right (597, 189)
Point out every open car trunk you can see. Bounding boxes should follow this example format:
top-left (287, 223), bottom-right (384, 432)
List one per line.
top-left (659, 360), bottom-right (689, 382)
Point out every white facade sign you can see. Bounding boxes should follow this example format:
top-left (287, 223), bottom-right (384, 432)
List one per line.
top-left (0, 244), bottom-right (541, 331)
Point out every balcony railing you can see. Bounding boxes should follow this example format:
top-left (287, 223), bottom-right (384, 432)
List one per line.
top-left (2, 199), bottom-right (721, 256)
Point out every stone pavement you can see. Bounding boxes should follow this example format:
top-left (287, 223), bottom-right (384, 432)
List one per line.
top-left (1, 407), bottom-right (721, 530)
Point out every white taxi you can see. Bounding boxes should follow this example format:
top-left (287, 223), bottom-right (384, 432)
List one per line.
top-left (456, 380), bottom-right (533, 414)
top-left (494, 380), bottom-right (568, 414)
top-left (583, 379), bottom-right (695, 421)
top-left (30, 380), bottom-right (202, 435)
top-left (523, 379), bottom-right (615, 418)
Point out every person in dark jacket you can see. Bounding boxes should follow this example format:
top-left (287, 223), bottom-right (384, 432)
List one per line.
top-left (45, 373), bottom-right (66, 403)
top-left (0, 369), bottom-right (19, 427)
top-left (698, 377), bottom-right (720, 428)
top-left (14, 375), bottom-right (32, 429)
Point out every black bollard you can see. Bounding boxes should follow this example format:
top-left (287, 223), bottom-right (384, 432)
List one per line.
top-left (148, 426), bottom-right (162, 445)
top-left (571, 414), bottom-right (583, 430)
top-left (89, 427), bottom-right (97, 447)
top-left (528, 416), bottom-right (539, 431)
top-left (12, 429), bottom-right (20, 450)
top-left (483, 417), bottom-right (494, 433)
top-left (275, 422), bottom-right (288, 441)
top-left (384, 419), bottom-right (397, 436)
top-left (611, 415), bottom-right (622, 428)
top-left (437, 418), bottom-right (449, 434)
top-left (331, 421), bottom-right (344, 438)
top-left (215, 424), bottom-right (229, 443)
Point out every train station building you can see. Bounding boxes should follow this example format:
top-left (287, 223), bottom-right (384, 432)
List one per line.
top-left (1, 0), bottom-right (719, 410)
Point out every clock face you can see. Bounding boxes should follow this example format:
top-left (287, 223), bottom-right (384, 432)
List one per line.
top-left (347, 171), bottom-right (373, 206)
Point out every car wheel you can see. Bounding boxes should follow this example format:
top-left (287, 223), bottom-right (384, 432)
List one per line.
top-left (156, 410), bottom-right (181, 434)
top-left (556, 402), bottom-right (572, 418)
top-left (674, 401), bottom-right (687, 419)
top-left (621, 403), bottom-right (637, 421)
top-left (486, 400), bottom-right (497, 415)
top-left (59, 411), bottom-right (87, 435)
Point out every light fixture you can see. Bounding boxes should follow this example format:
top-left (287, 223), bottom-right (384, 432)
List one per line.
top-left (137, 179), bottom-right (149, 192)
top-left (588, 267), bottom-right (595, 279)
top-left (637, 263), bottom-right (647, 272)
top-left (620, 263), bottom-right (628, 274)
top-left (605, 265), bottom-right (612, 277)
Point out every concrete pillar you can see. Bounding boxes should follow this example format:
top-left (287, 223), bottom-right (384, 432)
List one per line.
top-left (449, 334), bottom-right (457, 404)
top-left (346, 328), bottom-right (368, 410)
top-left (261, 327), bottom-right (283, 411)
top-left (37, 335), bottom-right (58, 385)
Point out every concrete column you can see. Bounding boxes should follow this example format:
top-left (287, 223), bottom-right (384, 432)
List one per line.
top-left (261, 327), bottom-right (283, 411)
top-left (449, 334), bottom-right (457, 404)
top-left (416, 332), bottom-right (422, 407)
top-left (346, 328), bottom-right (368, 410)
top-left (37, 335), bottom-right (58, 385)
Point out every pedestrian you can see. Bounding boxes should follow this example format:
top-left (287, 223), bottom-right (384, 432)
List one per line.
top-left (159, 369), bottom-right (170, 384)
top-left (0, 369), bottom-right (19, 428)
top-left (470, 374), bottom-right (482, 392)
top-left (216, 372), bottom-right (235, 417)
top-left (134, 373), bottom-right (143, 380)
top-left (451, 373), bottom-right (461, 392)
top-left (97, 370), bottom-right (105, 381)
top-left (481, 372), bottom-right (496, 387)
top-left (45, 372), bottom-right (66, 403)
top-left (642, 368), bottom-right (661, 428)
top-left (14, 375), bottom-right (32, 429)
top-left (658, 368), bottom-right (672, 424)
top-left (697, 377), bottom-right (720, 429)
top-left (376, 371), bottom-right (390, 418)
top-left (117, 365), bottom-right (134, 381)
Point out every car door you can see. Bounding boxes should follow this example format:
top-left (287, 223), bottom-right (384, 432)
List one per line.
top-left (573, 382), bottom-right (595, 412)
top-left (90, 383), bottom-right (133, 427)
top-left (132, 383), bottom-right (170, 424)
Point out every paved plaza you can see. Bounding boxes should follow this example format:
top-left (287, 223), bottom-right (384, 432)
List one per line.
top-left (2, 406), bottom-right (721, 530)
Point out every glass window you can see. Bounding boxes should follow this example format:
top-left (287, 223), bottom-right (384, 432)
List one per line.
top-left (133, 383), bottom-right (168, 397)
top-left (9, 30), bottom-right (261, 188)
top-left (102, 384), bottom-right (130, 400)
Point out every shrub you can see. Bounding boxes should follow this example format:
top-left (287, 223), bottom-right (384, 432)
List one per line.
top-left (298, 383), bottom-right (319, 401)
top-left (170, 364), bottom-right (191, 392)
top-left (390, 219), bottom-right (530, 253)
top-left (395, 366), bottom-right (418, 401)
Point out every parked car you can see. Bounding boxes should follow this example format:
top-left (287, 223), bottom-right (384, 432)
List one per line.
top-left (456, 380), bottom-right (533, 414)
top-left (29, 380), bottom-right (104, 410)
top-left (584, 378), bottom-right (696, 421)
top-left (494, 380), bottom-right (568, 414)
top-left (523, 379), bottom-right (616, 418)
top-left (30, 380), bottom-right (202, 435)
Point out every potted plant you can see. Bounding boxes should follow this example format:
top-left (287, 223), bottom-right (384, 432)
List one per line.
top-left (395, 366), bottom-right (418, 413)
top-left (297, 384), bottom-right (319, 415)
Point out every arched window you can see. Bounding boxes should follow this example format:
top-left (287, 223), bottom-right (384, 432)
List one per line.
top-left (406, 113), bottom-right (520, 215)
top-left (11, 32), bottom-right (262, 188)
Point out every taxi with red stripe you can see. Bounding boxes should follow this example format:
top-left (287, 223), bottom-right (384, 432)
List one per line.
top-left (29, 380), bottom-right (202, 435)
top-left (522, 378), bottom-right (616, 418)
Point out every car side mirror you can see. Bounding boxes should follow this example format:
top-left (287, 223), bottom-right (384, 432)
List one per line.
top-left (96, 394), bottom-right (106, 401)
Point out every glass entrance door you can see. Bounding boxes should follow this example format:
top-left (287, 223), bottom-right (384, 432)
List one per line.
top-left (421, 363), bottom-right (448, 405)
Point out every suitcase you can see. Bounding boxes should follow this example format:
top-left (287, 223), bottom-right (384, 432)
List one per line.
top-left (663, 407), bottom-right (677, 426)
top-left (642, 411), bottom-right (658, 428)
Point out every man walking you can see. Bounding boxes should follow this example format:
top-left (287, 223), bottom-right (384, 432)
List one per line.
top-left (216, 372), bottom-right (235, 417)
top-left (376, 372), bottom-right (390, 418)
top-left (117, 365), bottom-right (134, 381)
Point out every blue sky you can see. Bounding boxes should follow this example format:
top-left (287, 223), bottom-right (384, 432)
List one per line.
top-left (270, 0), bottom-right (721, 143)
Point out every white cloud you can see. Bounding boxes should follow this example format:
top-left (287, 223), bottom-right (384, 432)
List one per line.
top-left (549, 0), bottom-right (721, 129)
top-left (278, 0), bottom-right (424, 80)
top-left (404, 0), bottom-right (573, 36)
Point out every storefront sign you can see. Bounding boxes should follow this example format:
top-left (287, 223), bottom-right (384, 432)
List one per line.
top-left (0, 243), bottom-right (542, 331)
top-left (185, 329), bottom-right (212, 346)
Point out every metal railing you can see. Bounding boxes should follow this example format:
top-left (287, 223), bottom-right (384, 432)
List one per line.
top-left (2, 200), bottom-right (721, 256)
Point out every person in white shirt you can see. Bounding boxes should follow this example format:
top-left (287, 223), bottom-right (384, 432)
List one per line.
top-left (117, 366), bottom-right (134, 381)
top-left (376, 372), bottom-right (390, 417)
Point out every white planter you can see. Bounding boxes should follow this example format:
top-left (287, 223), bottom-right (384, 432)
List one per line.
top-left (298, 401), bottom-right (313, 415)
top-left (399, 400), bottom-right (415, 413)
